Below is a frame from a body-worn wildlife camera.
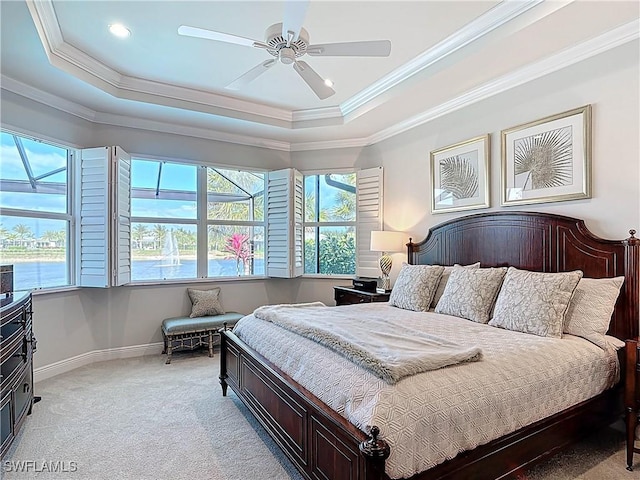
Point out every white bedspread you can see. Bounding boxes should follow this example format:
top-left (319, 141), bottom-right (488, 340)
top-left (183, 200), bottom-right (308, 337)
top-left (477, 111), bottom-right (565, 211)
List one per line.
top-left (233, 303), bottom-right (619, 479)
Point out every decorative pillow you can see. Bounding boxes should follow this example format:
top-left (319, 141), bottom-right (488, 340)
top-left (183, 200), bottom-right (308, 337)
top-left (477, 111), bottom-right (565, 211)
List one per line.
top-left (431, 262), bottom-right (481, 308)
top-left (435, 266), bottom-right (507, 323)
top-left (188, 287), bottom-right (225, 318)
top-left (389, 264), bottom-right (445, 312)
top-left (489, 268), bottom-right (583, 338)
top-left (563, 276), bottom-right (624, 348)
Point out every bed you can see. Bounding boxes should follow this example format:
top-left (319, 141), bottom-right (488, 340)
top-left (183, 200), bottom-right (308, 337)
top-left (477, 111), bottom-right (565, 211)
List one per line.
top-left (219, 211), bottom-right (639, 480)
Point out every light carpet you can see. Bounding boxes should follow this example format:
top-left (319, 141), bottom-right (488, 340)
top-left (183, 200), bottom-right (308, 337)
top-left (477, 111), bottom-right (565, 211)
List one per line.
top-left (1, 351), bottom-right (635, 480)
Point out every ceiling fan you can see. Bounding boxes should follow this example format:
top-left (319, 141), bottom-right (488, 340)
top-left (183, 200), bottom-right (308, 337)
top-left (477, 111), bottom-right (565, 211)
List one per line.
top-left (177, 1), bottom-right (391, 100)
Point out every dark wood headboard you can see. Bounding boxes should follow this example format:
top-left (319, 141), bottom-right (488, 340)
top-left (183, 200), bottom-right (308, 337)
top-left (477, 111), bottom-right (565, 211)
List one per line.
top-left (407, 211), bottom-right (639, 341)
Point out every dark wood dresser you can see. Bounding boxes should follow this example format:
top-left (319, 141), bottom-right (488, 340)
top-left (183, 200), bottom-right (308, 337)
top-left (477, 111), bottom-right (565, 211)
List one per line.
top-left (1, 291), bottom-right (35, 458)
top-left (334, 286), bottom-right (390, 306)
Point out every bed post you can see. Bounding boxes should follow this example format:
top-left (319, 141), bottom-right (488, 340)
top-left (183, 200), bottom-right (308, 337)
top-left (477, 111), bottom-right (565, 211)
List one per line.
top-left (624, 229), bottom-right (639, 340)
top-left (360, 426), bottom-right (390, 480)
top-left (407, 238), bottom-right (415, 265)
top-left (219, 322), bottom-right (228, 396)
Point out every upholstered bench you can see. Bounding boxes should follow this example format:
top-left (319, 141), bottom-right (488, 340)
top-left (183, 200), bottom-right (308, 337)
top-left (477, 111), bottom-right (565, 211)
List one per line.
top-left (161, 312), bottom-right (244, 364)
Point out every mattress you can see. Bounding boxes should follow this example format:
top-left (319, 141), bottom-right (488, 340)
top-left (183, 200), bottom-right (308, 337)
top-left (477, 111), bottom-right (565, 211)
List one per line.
top-left (233, 303), bottom-right (619, 479)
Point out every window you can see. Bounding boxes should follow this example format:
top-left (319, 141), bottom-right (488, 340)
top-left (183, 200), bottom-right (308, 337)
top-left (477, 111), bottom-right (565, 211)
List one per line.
top-left (0, 131), bottom-right (71, 290)
top-left (130, 159), bottom-right (198, 281)
top-left (129, 160), bottom-right (265, 281)
top-left (207, 168), bottom-right (265, 277)
top-left (0, 132), bottom-right (380, 289)
top-left (303, 173), bottom-right (356, 275)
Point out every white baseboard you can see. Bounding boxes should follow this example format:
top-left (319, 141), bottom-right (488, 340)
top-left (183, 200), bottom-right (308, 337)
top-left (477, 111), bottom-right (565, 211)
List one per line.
top-left (34, 342), bottom-right (164, 383)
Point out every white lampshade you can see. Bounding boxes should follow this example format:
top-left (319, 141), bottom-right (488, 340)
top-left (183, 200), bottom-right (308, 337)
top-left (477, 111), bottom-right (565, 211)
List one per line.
top-left (370, 231), bottom-right (405, 253)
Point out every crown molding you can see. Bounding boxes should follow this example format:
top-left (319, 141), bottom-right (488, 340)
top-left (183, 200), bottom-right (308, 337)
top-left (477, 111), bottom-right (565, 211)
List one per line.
top-left (3, 19), bottom-right (637, 153)
top-left (365, 19), bottom-right (640, 147)
top-left (26, 0), bottom-right (551, 131)
top-left (26, 0), bottom-right (296, 129)
top-left (1, 75), bottom-right (97, 121)
top-left (1, 75), bottom-right (291, 152)
top-left (340, 0), bottom-right (545, 121)
top-left (94, 112), bottom-right (292, 151)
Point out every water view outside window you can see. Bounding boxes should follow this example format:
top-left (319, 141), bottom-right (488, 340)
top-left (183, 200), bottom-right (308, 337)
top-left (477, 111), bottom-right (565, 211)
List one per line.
top-left (0, 132), bottom-right (70, 290)
top-left (206, 168), bottom-right (265, 278)
top-left (129, 160), bottom-right (266, 281)
top-left (304, 173), bottom-right (356, 274)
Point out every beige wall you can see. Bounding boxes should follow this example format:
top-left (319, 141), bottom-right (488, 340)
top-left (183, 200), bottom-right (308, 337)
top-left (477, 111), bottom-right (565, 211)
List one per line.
top-left (3, 39), bottom-right (638, 374)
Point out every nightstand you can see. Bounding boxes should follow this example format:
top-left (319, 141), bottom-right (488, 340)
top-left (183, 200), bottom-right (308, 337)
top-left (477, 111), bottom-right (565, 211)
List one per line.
top-left (626, 338), bottom-right (640, 471)
top-left (334, 286), bottom-right (390, 306)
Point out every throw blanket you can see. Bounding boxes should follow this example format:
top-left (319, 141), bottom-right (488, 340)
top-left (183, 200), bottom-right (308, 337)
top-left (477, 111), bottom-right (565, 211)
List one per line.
top-left (253, 302), bottom-right (482, 384)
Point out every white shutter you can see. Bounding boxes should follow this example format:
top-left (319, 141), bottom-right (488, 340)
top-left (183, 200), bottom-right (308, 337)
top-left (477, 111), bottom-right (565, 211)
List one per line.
top-left (356, 166), bottom-right (383, 278)
top-left (112, 147), bottom-right (131, 286)
top-left (77, 146), bottom-right (131, 287)
top-left (266, 168), bottom-right (303, 278)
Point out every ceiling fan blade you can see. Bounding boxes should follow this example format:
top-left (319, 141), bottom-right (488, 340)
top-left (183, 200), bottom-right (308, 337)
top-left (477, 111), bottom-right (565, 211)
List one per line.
top-left (226, 59), bottom-right (277, 90)
top-left (178, 25), bottom-right (268, 49)
top-left (307, 40), bottom-right (392, 57)
top-left (292, 61), bottom-right (335, 100)
top-left (282, 0), bottom-right (309, 43)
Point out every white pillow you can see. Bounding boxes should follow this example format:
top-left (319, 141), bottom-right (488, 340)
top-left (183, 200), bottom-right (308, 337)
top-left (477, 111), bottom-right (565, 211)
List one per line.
top-left (489, 268), bottom-right (583, 338)
top-left (435, 266), bottom-right (507, 323)
top-left (563, 276), bottom-right (624, 348)
top-left (431, 262), bottom-right (481, 308)
top-left (389, 264), bottom-right (445, 312)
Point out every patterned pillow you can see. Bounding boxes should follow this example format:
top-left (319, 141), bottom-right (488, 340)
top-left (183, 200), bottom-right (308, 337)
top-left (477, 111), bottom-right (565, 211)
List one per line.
top-left (431, 262), bottom-right (481, 308)
top-left (489, 268), bottom-right (583, 338)
top-left (563, 277), bottom-right (624, 348)
top-left (389, 264), bottom-right (445, 311)
top-left (435, 266), bottom-right (507, 323)
top-left (188, 287), bottom-right (226, 318)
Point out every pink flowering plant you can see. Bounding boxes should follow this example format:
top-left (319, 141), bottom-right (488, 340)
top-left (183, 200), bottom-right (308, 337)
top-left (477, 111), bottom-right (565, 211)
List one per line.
top-left (224, 233), bottom-right (252, 275)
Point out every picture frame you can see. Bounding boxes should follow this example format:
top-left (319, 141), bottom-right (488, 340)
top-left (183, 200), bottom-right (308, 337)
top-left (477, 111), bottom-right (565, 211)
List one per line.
top-left (430, 134), bottom-right (490, 214)
top-left (501, 105), bottom-right (591, 206)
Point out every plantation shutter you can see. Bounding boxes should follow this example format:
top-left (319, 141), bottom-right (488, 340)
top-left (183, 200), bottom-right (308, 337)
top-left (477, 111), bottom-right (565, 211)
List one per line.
top-left (112, 147), bottom-right (131, 286)
top-left (356, 166), bottom-right (383, 278)
top-left (77, 146), bottom-right (131, 287)
top-left (266, 168), bottom-right (304, 278)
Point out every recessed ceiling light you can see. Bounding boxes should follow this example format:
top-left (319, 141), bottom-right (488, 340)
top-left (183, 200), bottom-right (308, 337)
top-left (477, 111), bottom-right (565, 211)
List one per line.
top-left (324, 79), bottom-right (334, 88)
top-left (109, 24), bottom-right (131, 38)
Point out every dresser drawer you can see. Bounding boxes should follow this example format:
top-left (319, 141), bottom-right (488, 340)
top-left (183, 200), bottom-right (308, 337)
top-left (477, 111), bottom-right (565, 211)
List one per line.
top-left (0, 391), bottom-right (12, 456)
top-left (14, 365), bottom-right (33, 424)
top-left (0, 304), bottom-right (27, 346)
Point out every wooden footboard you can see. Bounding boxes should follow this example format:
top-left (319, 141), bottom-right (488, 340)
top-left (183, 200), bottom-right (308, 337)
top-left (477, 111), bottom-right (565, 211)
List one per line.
top-left (219, 327), bottom-right (389, 480)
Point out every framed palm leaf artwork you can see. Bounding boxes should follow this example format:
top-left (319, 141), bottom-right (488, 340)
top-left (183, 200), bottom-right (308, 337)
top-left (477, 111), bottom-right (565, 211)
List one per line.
top-left (430, 134), bottom-right (490, 214)
top-left (501, 105), bottom-right (591, 206)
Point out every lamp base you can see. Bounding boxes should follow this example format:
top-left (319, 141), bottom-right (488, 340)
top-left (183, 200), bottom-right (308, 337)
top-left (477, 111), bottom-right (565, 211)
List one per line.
top-left (379, 253), bottom-right (392, 292)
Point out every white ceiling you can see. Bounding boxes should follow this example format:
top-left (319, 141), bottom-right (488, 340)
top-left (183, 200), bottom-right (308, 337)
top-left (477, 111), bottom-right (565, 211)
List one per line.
top-left (1, 1), bottom-right (638, 151)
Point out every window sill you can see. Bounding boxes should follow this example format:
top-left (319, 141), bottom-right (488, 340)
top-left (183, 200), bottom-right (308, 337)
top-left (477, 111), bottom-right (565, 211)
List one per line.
top-left (127, 275), bottom-right (267, 287)
top-left (301, 274), bottom-right (356, 280)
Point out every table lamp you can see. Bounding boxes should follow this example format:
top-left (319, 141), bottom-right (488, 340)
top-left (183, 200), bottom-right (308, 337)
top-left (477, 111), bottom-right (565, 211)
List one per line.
top-left (370, 231), bottom-right (406, 292)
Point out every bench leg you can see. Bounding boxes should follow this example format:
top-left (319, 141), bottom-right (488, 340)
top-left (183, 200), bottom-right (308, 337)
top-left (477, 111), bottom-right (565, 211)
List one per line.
top-left (165, 335), bottom-right (173, 364)
top-left (208, 331), bottom-right (214, 358)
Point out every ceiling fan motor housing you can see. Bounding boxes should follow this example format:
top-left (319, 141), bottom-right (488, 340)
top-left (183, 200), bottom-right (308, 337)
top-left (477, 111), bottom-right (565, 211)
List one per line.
top-left (265, 23), bottom-right (309, 61)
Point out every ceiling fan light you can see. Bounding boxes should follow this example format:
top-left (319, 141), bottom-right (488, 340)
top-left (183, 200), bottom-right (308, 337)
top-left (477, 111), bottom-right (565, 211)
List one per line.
top-left (279, 47), bottom-right (296, 65)
top-left (109, 24), bottom-right (131, 38)
top-left (324, 79), bottom-right (334, 88)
